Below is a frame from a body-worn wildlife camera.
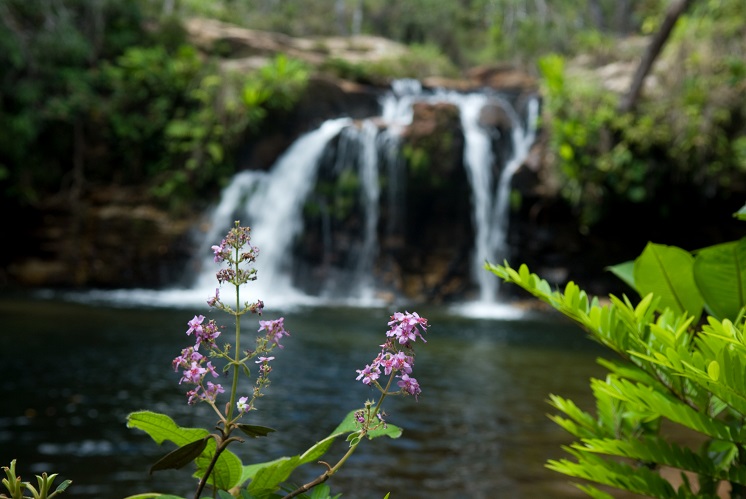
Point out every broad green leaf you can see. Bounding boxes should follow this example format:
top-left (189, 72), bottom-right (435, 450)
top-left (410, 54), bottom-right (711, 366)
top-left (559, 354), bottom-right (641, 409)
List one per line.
top-left (693, 238), bottom-right (746, 320)
top-left (150, 437), bottom-right (209, 474)
top-left (298, 435), bottom-right (337, 465)
top-left (198, 444), bottom-right (243, 491)
top-left (633, 243), bottom-right (703, 319)
top-left (245, 456), bottom-right (301, 495)
top-left (707, 360), bottom-right (720, 381)
top-left (127, 411), bottom-right (209, 446)
top-left (127, 411), bottom-right (242, 490)
top-left (238, 410), bottom-right (402, 491)
top-left (237, 424), bottom-right (276, 439)
top-left (607, 260), bottom-right (636, 291)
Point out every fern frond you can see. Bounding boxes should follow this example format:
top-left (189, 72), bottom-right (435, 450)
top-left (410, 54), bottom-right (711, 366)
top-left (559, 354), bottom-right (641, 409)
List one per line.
top-left (592, 377), bottom-right (745, 443)
top-left (547, 449), bottom-right (680, 499)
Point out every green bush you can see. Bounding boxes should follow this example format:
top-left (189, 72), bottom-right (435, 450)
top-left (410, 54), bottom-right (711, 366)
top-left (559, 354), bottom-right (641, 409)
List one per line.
top-left (487, 206), bottom-right (746, 497)
top-left (539, 30), bottom-right (746, 228)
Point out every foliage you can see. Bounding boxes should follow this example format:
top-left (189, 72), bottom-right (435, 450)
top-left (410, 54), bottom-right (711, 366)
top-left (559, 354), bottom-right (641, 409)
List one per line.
top-left (0, 1), bottom-right (310, 213)
top-left (0, 0), bottom-right (143, 205)
top-left (241, 55), bottom-right (310, 123)
top-left (486, 205), bottom-right (746, 497)
top-left (537, 0), bottom-right (746, 227)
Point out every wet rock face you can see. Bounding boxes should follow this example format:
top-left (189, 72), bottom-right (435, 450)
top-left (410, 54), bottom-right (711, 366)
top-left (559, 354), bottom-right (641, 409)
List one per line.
top-left (403, 102), bottom-right (462, 182)
top-left (6, 189), bottom-right (197, 289)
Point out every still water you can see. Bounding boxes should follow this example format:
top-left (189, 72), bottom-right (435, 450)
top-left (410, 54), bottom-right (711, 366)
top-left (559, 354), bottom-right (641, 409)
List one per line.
top-left (0, 295), bottom-right (608, 498)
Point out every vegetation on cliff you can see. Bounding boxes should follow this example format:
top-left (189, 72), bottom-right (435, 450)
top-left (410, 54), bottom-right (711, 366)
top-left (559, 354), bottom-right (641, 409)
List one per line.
top-left (1, 0), bottom-right (745, 289)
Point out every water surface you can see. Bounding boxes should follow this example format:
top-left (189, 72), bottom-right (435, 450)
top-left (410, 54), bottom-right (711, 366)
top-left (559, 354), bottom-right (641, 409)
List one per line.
top-left (0, 296), bottom-right (607, 498)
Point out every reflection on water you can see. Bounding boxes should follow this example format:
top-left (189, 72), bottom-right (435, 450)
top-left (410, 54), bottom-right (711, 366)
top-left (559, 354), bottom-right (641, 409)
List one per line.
top-left (0, 296), bottom-right (607, 498)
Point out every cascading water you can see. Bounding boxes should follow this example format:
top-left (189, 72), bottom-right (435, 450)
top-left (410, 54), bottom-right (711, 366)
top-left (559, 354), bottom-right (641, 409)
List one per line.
top-left (492, 97), bottom-right (540, 268)
top-left (454, 93), bottom-right (496, 303)
top-left (187, 82), bottom-right (539, 311)
top-left (194, 118), bottom-right (352, 305)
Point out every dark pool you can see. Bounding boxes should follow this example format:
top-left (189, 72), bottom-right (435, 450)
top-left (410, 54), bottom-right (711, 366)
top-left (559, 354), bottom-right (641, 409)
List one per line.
top-left (0, 295), bottom-right (607, 498)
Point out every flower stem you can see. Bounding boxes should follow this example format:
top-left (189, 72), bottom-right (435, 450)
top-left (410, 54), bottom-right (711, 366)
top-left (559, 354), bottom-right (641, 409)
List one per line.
top-left (227, 250), bottom-right (241, 422)
top-left (282, 373), bottom-right (394, 499)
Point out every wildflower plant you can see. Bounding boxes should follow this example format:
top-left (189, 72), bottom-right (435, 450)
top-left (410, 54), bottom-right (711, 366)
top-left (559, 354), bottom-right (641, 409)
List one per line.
top-left (123, 222), bottom-right (429, 499)
top-left (1, 460), bottom-right (71, 499)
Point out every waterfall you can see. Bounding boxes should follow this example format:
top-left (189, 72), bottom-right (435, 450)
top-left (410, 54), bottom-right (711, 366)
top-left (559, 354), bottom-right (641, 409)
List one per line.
top-left (193, 118), bottom-right (351, 304)
top-left (353, 120), bottom-right (382, 301)
top-left (492, 97), bottom-right (540, 266)
top-left (455, 93), bottom-right (497, 303)
top-left (189, 82), bottom-right (539, 310)
top-left (70, 82), bottom-right (538, 313)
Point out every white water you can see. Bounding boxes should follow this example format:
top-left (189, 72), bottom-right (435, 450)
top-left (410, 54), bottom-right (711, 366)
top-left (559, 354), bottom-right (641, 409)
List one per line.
top-left (455, 93), bottom-right (496, 303)
top-left (201, 118), bottom-right (352, 306)
top-left (351, 120), bottom-right (381, 302)
top-left (67, 82), bottom-right (539, 319)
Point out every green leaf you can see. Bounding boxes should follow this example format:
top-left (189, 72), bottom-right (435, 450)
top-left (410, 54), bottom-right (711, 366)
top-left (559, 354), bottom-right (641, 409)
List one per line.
top-left (127, 411), bottom-right (209, 446)
top-left (54, 480), bottom-right (73, 493)
top-left (607, 260), bottom-right (636, 291)
top-left (236, 424), bottom-right (276, 439)
top-left (734, 203), bottom-right (746, 221)
top-left (693, 238), bottom-right (746, 320)
top-left (150, 437), bottom-right (209, 474)
top-left (707, 360), bottom-right (720, 381)
top-left (127, 411), bottom-right (242, 490)
top-left (238, 410), bottom-right (402, 491)
top-left (330, 410), bottom-right (403, 440)
top-left (245, 456), bottom-right (301, 496)
top-left (633, 242), bottom-right (703, 319)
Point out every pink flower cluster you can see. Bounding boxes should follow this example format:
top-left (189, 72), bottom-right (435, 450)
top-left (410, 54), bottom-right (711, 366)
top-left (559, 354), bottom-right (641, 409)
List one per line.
top-left (211, 226), bottom-right (259, 265)
top-left (172, 345), bottom-right (224, 404)
top-left (258, 318), bottom-right (290, 349)
top-left (171, 315), bottom-right (225, 404)
top-left (186, 314), bottom-right (221, 350)
top-left (356, 311), bottom-right (428, 400)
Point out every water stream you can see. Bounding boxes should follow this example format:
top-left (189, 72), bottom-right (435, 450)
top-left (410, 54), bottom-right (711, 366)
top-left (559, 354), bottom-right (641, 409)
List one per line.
top-left (185, 81), bottom-right (539, 311)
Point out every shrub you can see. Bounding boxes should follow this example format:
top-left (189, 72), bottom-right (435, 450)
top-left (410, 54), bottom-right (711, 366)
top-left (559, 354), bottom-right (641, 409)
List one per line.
top-left (487, 206), bottom-right (746, 497)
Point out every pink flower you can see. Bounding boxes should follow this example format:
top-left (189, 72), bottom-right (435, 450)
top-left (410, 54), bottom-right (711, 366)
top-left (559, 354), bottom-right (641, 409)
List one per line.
top-left (207, 288), bottom-right (220, 307)
top-left (386, 311), bottom-right (428, 345)
top-left (356, 311), bottom-right (428, 399)
top-left (203, 382), bottom-right (224, 402)
top-left (397, 374), bottom-right (421, 400)
top-left (194, 319), bottom-right (221, 350)
top-left (211, 240), bottom-right (229, 263)
top-left (355, 364), bottom-right (381, 385)
top-left (258, 318), bottom-right (290, 349)
top-left (180, 361), bottom-right (207, 385)
top-left (186, 315), bottom-right (205, 337)
top-left (172, 347), bottom-right (203, 371)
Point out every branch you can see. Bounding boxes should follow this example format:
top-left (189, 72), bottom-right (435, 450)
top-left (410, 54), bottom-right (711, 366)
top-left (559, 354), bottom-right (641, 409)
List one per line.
top-left (618, 0), bottom-right (694, 114)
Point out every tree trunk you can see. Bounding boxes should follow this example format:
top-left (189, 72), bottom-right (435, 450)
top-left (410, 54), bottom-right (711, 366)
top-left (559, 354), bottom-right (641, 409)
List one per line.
top-left (618, 0), bottom-right (694, 114)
